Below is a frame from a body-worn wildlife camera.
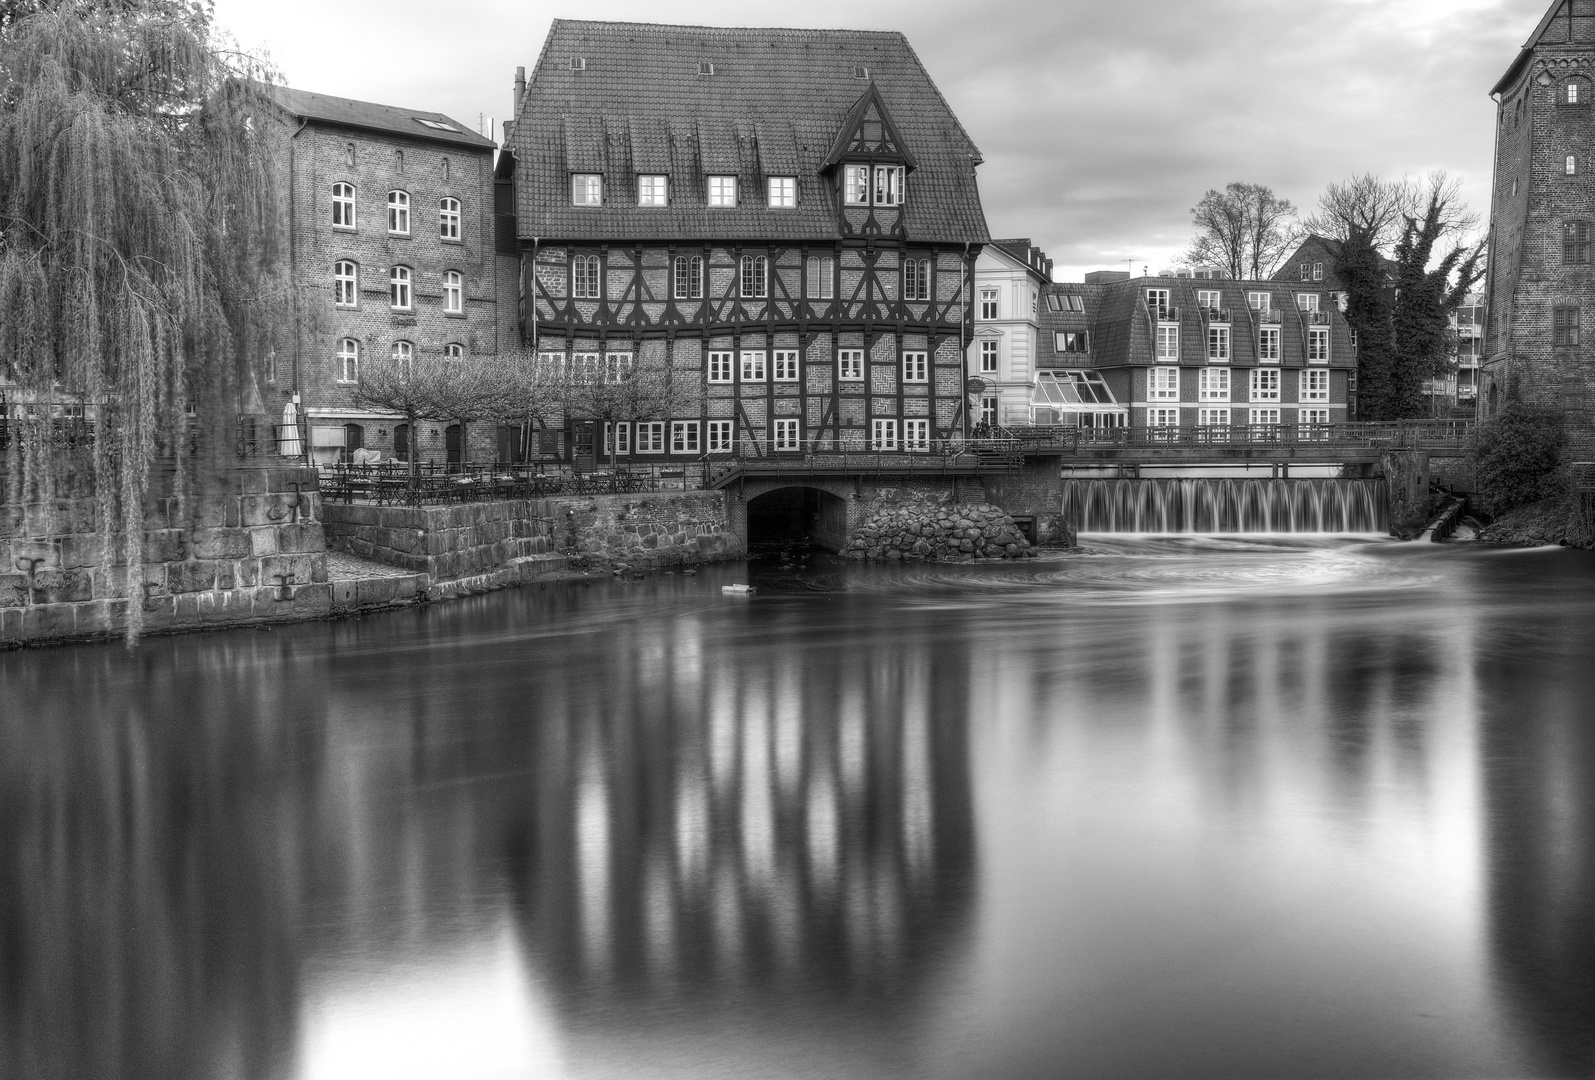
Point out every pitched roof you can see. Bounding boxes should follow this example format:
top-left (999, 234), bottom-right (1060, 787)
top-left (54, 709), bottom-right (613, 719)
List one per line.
top-left (510, 20), bottom-right (989, 243)
top-left (1491, 0), bottom-right (1595, 96)
top-left (266, 85), bottom-right (495, 151)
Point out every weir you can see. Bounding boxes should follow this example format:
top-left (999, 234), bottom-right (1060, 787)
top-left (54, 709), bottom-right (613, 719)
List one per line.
top-left (1061, 477), bottom-right (1389, 534)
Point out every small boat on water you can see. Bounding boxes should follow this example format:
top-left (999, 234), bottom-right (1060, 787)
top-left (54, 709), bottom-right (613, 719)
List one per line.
top-left (721, 584), bottom-right (756, 595)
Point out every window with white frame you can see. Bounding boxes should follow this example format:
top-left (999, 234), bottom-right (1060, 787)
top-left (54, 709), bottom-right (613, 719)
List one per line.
top-left (387, 190), bottom-right (410, 235)
top-left (873, 166), bottom-right (904, 206)
top-left (638, 175), bottom-right (668, 206)
top-left (1198, 407), bottom-right (1230, 428)
top-left (334, 261), bottom-right (358, 306)
top-left (980, 288), bottom-right (998, 320)
top-left (635, 422), bottom-right (664, 453)
top-left (707, 420), bottom-right (733, 452)
top-left (572, 255), bottom-right (601, 299)
top-left (443, 343), bottom-right (463, 361)
top-left (843, 164), bottom-right (870, 205)
top-left (1148, 366), bottom-right (1180, 402)
top-left (1156, 324), bottom-right (1179, 361)
top-left (1308, 327), bottom-right (1329, 362)
top-left (571, 352), bottom-right (601, 383)
top-left (1296, 292), bottom-right (1319, 311)
top-left (1056, 332), bottom-right (1089, 353)
top-left (1298, 407), bottom-right (1330, 436)
top-left (332, 183), bottom-right (355, 229)
top-left (773, 350), bottom-right (799, 382)
top-left (1312, 262), bottom-right (1324, 281)
top-left (1249, 407), bottom-right (1280, 426)
top-left (605, 422), bottom-right (630, 456)
top-left (1247, 291), bottom-right (1271, 312)
top-left (767, 177), bottom-right (796, 208)
top-left (1250, 367), bottom-right (1280, 402)
top-left (571, 174), bottom-right (602, 205)
top-left (1259, 327), bottom-right (1281, 362)
top-left (872, 418), bottom-right (898, 450)
top-left (1207, 325), bottom-right (1230, 361)
top-left (674, 255), bottom-right (703, 299)
top-left (536, 351), bottom-right (565, 376)
top-left (439, 197), bottom-right (460, 241)
top-left (1198, 367), bottom-right (1230, 402)
top-left (1148, 407), bottom-right (1179, 428)
top-left (980, 340), bottom-right (998, 373)
top-left (904, 418), bottom-right (929, 451)
top-left (708, 351), bottom-right (734, 383)
top-left (740, 350), bottom-right (766, 382)
top-left (1147, 288), bottom-right (1170, 319)
top-left (902, 351), bottom-right (927, 383)
top-left (1568, 154), bottom-right (1579, 176)
top-left (979, 396), bottom-right (997, 426)
top-left (1300, 368), bottom-right (1330, 402)
top-left (838, 349), bottom-right (864, 381)
top-left (903, 259), bottom-right (931, 301)
top-left (389, 266), bottom-right (412, 310)
top-left (671, 420), bottom-right (700, 454)
top-left (773, 418), bottom-right (799, 451)
top-left (391, 340), bottom-right (412, 365)
top-left (740, 255), bottom-right (767, 298)
top-left (707, 175), bottom-right (737, 207)
top-left (1197, 289), bottom-right (1221, 313)
top-left (442, 270), bottom-right (463, 314)
top-left (806, 256), bottom-right (835, 299)
top-left (336, 338), bottom-right (359, 382)
top-left (604, 351), bottom-right (633, 384)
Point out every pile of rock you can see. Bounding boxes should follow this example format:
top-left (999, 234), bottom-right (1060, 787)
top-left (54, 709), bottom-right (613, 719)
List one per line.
top-left (843, 501), bottom-right (1036, 560)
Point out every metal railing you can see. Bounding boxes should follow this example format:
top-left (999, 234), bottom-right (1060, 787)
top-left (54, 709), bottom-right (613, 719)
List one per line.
top-left (318, 461), bottom-right (716, 505)
top-left (988, 419), bottom-right (1476, 452)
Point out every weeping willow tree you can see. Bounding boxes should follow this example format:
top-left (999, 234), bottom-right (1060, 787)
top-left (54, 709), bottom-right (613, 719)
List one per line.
top-left (0, 1), bottom-right (291, 640)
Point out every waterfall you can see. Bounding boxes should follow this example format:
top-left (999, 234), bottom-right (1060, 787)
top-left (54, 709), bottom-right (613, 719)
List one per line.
top-left (1062, 478), bottom-right (1389, 533)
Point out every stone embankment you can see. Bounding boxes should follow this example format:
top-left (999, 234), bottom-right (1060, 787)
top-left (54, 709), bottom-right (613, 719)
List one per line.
top-left (1478, 494), bottom-right (1595, 549)
top-left (843, 500), bottom-right (1037, 560)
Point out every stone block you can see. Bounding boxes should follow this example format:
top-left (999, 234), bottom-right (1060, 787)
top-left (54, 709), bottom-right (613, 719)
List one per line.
top-left (34, 570), bottom-right (92, 604)
top-left (249, 527), bottom-right (279, 557)
top-left (331, 579), bottom-right (358, 608)
top-left (259, 554), bottom-right (315, 589)
top-left (0, 574), bottom-right (28, 608)
top-left (291, 582), bottom-right (331, 617)
top-left (395, 574), bottom-right (424, 599)
top-left (192, 528), bottom-right (252, 560)
top-left (355, 576), bottom-right (398, 607)
top-left (309, 555), bottom-right (328, 584)
top-left (276, 523), bottom-right (324, 555)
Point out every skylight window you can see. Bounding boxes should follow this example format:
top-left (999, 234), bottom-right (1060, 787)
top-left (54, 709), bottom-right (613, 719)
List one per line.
top-left (414, 118), bottom-right (458, 133)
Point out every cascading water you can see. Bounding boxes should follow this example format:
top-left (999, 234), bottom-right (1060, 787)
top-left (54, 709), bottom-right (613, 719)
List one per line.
top-left (1062, 477), bottom-right (1389, 533)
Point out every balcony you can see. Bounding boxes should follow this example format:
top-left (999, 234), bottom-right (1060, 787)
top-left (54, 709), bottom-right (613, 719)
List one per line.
top-left (1305, 310), bottom-right (1331, 325)
top-left (1253, 309), bottom-right (1283, 324)
top-left (1201, 308), bottom-right (1233, 323)
top-left (1150, 305), bottom-right (1181, 322)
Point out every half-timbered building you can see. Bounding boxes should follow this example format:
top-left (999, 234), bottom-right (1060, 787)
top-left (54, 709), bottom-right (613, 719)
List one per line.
top-left (501, 20), bottom-right (990, 467)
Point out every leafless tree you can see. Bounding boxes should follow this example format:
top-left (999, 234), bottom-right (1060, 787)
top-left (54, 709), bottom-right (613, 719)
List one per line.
top-left (563, 353), bottom-right (684, 470)
top-left (354, 355), bottom-right (518, 481)
top-left (1184, 182), bottom-right (1302, 280)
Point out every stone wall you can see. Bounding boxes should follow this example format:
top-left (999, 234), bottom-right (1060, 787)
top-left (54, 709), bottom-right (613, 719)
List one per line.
top-left (1380, 450), bottom-right (1435, 535)
top-left (841, 492), bottom-right (1036, 560)
top-left (545, 491), bottom-right (739, 568)
top-left (323, 500), bottom-right (555, 580)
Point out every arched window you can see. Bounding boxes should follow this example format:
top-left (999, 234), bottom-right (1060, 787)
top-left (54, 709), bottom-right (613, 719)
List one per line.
top-left (1564, 221), bottom-right (1590, 264)
top-left (331, 183), bottom-right (355, 228)
top-left (444, 343), bottom-right (464, 361)
top-left (395, 149), bottom-right (404, 173)
top-left (336, 338), bottom-right (359, 382)
top-left (333, 261), bottom-right (358, 306)
top-left (740, 254), bottom-right (767, 299)
top-left (673, 255), bottom-right (702, 299)
top-left (903, 258), bottom-right (931, 301)
top-left (1568, 154), bottom-right (1580, 176)
top-left (389, 266), bottom-right (412, 309)
top-left (387, 190), bottom-right (410, 235)
top-left (442, 270), bottom-right (463, 313)
top-left (391, 340), bottom-right (413, 363)
top-left (344, 143), bottom-right (355, 167)
top-left (806, 256), bottom-right (835, 299)
top-left (572, 254), bottom-right (601, 299)
top-left (441, 157), bottom-right (450, 181)
top-left (439, 197), bottom-right (460, 241)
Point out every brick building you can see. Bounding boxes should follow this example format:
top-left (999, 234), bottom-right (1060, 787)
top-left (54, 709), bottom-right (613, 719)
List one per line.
top-left (967, 239), bottom-right (1053, 430)
top-left (500, 20), bottom-right (990, 468)
top-left (266, 86), bottom-right (514, 466)
top-left (1009, 272), bottom-right (1355, 432)
top-left (1484, 0), bottom-right (1595, 451)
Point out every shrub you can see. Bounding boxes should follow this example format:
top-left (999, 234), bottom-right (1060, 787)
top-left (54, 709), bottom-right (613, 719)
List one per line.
top-left (1473, 402), bottom-right (1567, 516)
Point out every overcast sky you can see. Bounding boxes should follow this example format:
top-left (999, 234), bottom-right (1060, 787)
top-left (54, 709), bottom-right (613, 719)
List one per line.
top-left (213, 0), bottom-right (1550, 282)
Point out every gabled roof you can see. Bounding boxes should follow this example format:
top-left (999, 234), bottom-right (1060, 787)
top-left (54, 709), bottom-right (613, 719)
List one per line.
top-left (509, 19), bottom-right (988, 243)
top-left (266, 85), bottom-right (494, 151)
top-left (1491, 0), bottom-right (1595, 97)
top-left (988, 237), bottom-right (1053, 281)
top-left (820, 82), bottom-right (918, 169)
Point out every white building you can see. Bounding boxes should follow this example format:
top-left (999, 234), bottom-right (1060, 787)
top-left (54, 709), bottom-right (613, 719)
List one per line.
top-left (967, 239), bottom-right (1052, 430)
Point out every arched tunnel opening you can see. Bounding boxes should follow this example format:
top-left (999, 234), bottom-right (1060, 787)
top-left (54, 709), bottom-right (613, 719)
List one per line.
top-left (746, 486), bottom-right (850, 553)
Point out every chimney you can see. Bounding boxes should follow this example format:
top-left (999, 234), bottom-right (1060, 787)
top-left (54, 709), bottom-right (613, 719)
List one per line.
top-left (514, 66), bottom-right (526, 116)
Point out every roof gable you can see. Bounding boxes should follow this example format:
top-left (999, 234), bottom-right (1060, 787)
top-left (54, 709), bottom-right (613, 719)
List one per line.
top-left (820, 83), bottom-right (919, 169)
top-left (1492, 0), bottom-right (1595, 96)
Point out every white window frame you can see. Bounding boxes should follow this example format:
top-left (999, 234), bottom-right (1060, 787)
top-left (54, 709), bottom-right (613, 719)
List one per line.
top-left (773, 350), bottom-right (799, 382)
top-left (1197, 289), bottom-right (1221, 312)
top-left (708, 351), bottom-right (734, 383)
top-left (638, 174), bottom-right (668, 207)
top-left (635, 422), bottom-right (665, 453)
top-left (674, 255), bottom-right (704, 300)
top-left (603, 351), bottom-right (633, 384)
top-left (1198, 407), bottom-right (1230, 428)
top-left (980, 339), bottom-right (998, 373)
top-left (740, 350), bottom-right (766, 382)
top-left (572, 255), bottom-right (601, 300)
top-left (1298, 407), bottom-right (1330, 439)
top-left (389, 265), bottom-right (412, 310)
top-left (391, 340), bottom-right (412, 364)
top-left (1155, 324), bottom-right (1179, 361)
top-left (1207, 325), bottom-right (1230, 362)
top-left (904, 418), bottom-right (930, 452)
top-left (571, 174), bottom-right (603, 206)
top-left (1146, 288), bottom-right (1170, 319)
top-left (980, 288), bottom-right (998, 320)
top-left (1198, 367), bottom-right (1230, 402)
top-left (1300, 369), bottom-right (1330, 402)
top-left (838, 349), bottom-right (864, 382)
top-left (707, 175), bottom-right (737, 207)
top-left (1308, 327), bottom-right (1330, 363)
top-left (872, 165), bottom-right (904, 206)
top-left (1258, 326), bottom-right (1281, 363)
top-left (1148, 366), bottom-right (1180, 402)
top-left (871, 418), bottom-right (898, 451)
top-left (767, 176), bottom-right (796, 208)
top-left (1312, 262), bottom-right (1324, 281)
top-left (1247, 291), bottom-right (1271, 312)
top-left (903, 258), bottom-right (931, 301)
top-left (671, 420), bottom-right (700, 454)
top-left (1250, 367), bottom-right (1280, 403)
top-left (439, 197), bottom-right (460, 241)
top-left (442, 270), bottom-right (463, 314)
top-left (1147, 407), bottom-right (1180, 428)
top-left (336, 338), bottom-right (359, 383)
top-left (443, 343), bottom-right (463, 362)
top-left (1296, 292), bottom-right (1319, 311)
top-left (707, 420), bottom-right (733, 453)
top-left (332, 183), bottom-right (355, 229)
top-left (806, 256), bottom-right (835, 299)
top-left (843, 164), bottom-right (870, 205)
top-left (387, 190), bottom-right (410, 235)
top-left (740, 255), bottom-right (768, 299)
top-left (979, 396), bottom-right (997, 426)
top-left (902, 350), bottom-right (928, 383)
top-left (773, 418), bottom-right (800, 452)
top-left (604, 421), bottom-right (630, 456)
top-left (333, 261), bottom-right (358, 307)
top-left (1249, 407), bottom-right (1281, 426)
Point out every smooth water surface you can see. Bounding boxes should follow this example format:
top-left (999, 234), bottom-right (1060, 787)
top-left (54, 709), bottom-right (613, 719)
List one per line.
top-left (4, 537), bottom-right (1595, 1079)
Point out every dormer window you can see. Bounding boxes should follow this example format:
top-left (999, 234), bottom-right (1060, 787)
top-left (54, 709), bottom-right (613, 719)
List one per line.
top-left (707, 175), bottom-right (736, 207)
top-left (571, 174), bottom-right (602, 206)
top-left (873, 165), bottom-right (903, 206)
top-left (638, 175), bottom-right (668, 207)
top-left (843, 164), bottom-right (870, 205)
top-left (853, 65), bottom-right (869, 79)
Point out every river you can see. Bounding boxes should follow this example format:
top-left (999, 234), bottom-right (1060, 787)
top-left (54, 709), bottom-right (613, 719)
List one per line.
top-left (3, 536), bottom-right (1594, 1079)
